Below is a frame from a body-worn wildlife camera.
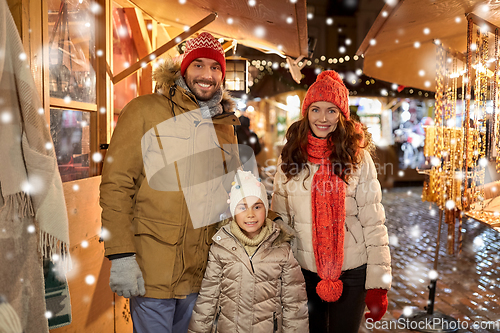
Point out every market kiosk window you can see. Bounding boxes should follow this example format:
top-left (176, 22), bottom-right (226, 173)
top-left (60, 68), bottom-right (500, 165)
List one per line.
top-left (47, 0), bottom-right (96, 182)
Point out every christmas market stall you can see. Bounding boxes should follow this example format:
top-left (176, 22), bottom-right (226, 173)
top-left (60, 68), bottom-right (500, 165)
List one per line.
top-left (357, 0), bottom-right (500, 330)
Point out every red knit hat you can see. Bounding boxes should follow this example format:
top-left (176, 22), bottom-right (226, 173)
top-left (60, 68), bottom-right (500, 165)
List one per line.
top-left (301, 70), bottom-right (349, 119)
top-left (180, 32), bottom-right (226, 78)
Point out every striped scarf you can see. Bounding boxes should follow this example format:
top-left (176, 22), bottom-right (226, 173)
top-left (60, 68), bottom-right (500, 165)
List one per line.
top-left (307, 131), bottom-right (345, 302)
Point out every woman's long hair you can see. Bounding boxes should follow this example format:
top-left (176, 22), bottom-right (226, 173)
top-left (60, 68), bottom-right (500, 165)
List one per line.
top-left (280, 112), bottom-right (373, 184)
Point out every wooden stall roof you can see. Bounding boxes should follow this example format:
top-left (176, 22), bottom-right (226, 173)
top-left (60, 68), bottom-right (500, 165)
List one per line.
top-left (113, 0), bottom-right (308, 59)
top-left (356, 0), bottom-right (500, 91)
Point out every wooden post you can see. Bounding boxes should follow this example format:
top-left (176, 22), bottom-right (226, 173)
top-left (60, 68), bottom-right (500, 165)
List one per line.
top-left (95, 0), bottom-right (113, 175)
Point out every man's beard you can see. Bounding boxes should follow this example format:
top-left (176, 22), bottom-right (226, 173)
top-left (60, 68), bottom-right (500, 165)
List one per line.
top-left (186, 78), bottom-right (220, 101)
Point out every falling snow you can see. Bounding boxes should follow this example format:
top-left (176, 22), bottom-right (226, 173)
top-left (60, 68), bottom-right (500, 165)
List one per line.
top-left (1, 111), bottom-right (12, 124)
top-left (100, 227), bottom-right (111, 241)
top-left (410, 225), bottom-right (421, 239)
top-left (389, 234), bottom-right (399, 247)
top-left (403, 306), bottom-right (413, 317)
top-left (85, 275), bottom-right (96, 285)
top-left (92, 152), bottom-right (103, 163)
top-left (254, 27), bottom-right (265, 38)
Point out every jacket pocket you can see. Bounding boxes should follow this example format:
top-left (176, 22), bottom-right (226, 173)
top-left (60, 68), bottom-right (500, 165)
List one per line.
top-left (345, 223), bottom-right (358, 244)
top-left (273, 312), bottom-right (278, 333)
top-left (135, 218), bottom-right (181, 244)
top-left (133, 218), bottom-right (182, 288)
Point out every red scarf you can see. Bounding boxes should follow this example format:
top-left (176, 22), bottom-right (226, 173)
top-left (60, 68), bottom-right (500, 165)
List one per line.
top-left (307, 132), bottom-right (345, 302)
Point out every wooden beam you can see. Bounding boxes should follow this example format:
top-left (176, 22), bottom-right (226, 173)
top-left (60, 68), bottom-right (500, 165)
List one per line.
top-left (113, 12), bottom-right (218, 84)
top-left (222, 40), bottom-right (235, 53)
top-left (95, 0), bottom-right (114, 176)
top-left (466, 13), bottom-right (500, 34)
top-left (356, 1), bottom-right (404, 56)
top-left (146, 20), bottom-right (157, 50)
top-left (123, 7), bottom-right (152, 58)
top-left (157, 24), bottom-right (179, 58)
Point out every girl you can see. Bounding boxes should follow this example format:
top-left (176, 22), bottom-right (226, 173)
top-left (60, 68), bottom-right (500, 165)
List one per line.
top-left (271, 70), bottom-right (391, 333)
top-left (188, 170), bottom-right (309, 333)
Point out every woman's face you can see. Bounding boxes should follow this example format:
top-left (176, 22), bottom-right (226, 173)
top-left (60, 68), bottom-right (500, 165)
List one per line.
top-left (308, 101), bottom-right (341, 138)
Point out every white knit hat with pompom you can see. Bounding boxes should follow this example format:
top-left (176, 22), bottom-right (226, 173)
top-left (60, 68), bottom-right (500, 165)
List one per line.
top-left (229, 170), bottom-right (268, 217)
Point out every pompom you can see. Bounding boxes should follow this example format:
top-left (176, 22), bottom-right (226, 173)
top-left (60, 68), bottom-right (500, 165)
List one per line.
top-left (317, 70), bottom-right (343, 85)
top-left (316, 279), bottom-right (343, 302)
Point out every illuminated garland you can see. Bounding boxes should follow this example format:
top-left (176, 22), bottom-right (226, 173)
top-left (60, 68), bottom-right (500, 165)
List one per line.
top-left (422, 17), bottom-right (500, 254)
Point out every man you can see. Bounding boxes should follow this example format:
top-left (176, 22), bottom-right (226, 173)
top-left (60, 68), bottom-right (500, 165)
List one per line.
top-left (99, 32), bottom-right (240, 333)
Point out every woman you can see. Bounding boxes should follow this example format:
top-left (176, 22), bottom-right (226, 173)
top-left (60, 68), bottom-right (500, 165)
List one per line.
top-left (271, 70), bottom-right (391, 333)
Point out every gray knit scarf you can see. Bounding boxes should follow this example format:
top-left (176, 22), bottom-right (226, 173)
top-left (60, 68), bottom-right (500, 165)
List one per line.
top-left (175, 76), bottom-right (223, 118)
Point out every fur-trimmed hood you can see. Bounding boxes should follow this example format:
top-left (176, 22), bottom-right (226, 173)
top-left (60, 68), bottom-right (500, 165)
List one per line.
top-left (152, 57), bottom-right (236, 113)
top-left (217, 216), bottom-right (295, 247)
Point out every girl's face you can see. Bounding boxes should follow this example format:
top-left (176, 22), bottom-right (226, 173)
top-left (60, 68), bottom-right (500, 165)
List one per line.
top-left (308, 101), bottom-right (341, 138)
top-left (234, 197), bottom-right (266, 239)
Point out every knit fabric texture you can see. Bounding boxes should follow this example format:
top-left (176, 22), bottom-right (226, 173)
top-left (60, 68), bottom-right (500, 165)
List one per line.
top-left (307, 132), bottom-right (346, 302)
top-left (301, 70), bottom-right (349, 119)
top-left (365, 289), bottom-right (388, 321)
top-left (180, 32), bottom-right (226, 78)
top-left (230, 218), bottom-right (272, 256)
top-left (229, 170), bottom-right (268, 217)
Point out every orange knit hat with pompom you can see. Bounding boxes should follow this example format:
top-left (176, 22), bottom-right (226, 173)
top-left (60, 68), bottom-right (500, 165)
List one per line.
top-left (301, 70), bottom-right (349, 119)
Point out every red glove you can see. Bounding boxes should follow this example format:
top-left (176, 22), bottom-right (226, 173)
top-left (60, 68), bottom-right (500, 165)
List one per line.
top-left (365, 289), bottom-right (388, 322)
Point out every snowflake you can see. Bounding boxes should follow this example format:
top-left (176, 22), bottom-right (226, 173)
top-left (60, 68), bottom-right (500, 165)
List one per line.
top-left (90, 2), bottom-right (103, 15)
top-left (403, 306), bottom-right (413, 317)
top-left (85, 275), bottom-right (96, 285)
top-left (410, 225), bottom-right (421, 239)
top-left (92, 152), bottom-right (103, 163)
top-left (389, 234), bottom-right (399, 247)
top-left (100, 227), bottom-right (111, 241)
top-left (428, 270), bottom-right (438, 280)
top-left (445, 200), bottom-right (455, 210)
top-left (473, 236), bottom-right (484, 250)
top-left (1, 111), bottom-right (12, 124)
top-left (254, 27), bottom-right (265, 38)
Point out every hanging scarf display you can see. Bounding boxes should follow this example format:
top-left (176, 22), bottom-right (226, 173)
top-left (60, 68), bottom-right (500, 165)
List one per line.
top-left (307, 132), bottom-right (346, 302)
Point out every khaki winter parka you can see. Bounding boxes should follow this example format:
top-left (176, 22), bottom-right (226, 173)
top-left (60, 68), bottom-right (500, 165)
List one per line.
top-left (100, 59), bottom-right (240, 299)
top-left (188, 219), bottom-right (309, 333)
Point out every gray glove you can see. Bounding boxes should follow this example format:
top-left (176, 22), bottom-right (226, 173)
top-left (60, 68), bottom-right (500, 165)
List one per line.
top-left (109, 255), bottom-right (146, 298)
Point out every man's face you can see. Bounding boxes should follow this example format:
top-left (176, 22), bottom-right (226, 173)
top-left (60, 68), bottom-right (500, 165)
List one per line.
top-left (184, 58), bottom-right (223, 101)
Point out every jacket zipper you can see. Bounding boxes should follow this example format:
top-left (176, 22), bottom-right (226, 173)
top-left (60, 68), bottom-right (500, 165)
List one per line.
top-left (212, 305), bottom-right (221, 330)
top-left (273, 312), bottom-right (278, 332)
top-left (345, 224), bottom-right (358, 243)
top-left (221, 228), bottom-right (278, 274)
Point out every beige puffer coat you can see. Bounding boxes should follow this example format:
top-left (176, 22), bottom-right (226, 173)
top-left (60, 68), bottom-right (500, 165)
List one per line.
top-left (188, 219), bottom-right (309, 333)
top-left (271, 150), bottom-right (391, 290)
